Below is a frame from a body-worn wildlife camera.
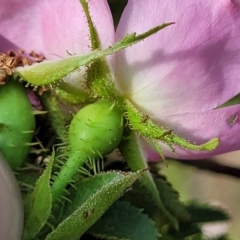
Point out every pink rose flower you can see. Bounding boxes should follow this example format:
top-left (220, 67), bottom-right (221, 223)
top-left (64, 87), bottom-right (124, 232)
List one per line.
top-left (1, 0), bottom-right (240, 160)
top-left (115, 0), bottom-right (240, 160)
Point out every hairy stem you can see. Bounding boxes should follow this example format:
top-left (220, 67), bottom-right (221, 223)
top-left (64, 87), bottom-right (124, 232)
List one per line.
top-left (51, 153), bottom-right (86, 204)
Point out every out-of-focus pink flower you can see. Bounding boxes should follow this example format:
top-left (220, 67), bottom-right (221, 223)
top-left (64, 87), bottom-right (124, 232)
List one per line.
top-left (1, 0), bottom-right (240, 160)
top-left (114, 0), bottom-right (240, 160)
top-left (0, 153), bottom-right (23, 239)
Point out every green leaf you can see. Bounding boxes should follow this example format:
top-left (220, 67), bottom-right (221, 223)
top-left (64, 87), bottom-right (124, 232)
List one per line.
top-left (45, 170), bottom-right (145, 240)
top-left (186, 202), bottom-right (230, 223)
top-left (119, 130), bottom-right (189, 229)
top-left (22, 154), bottom-right (54, 240)
top-left (167, 222), bottom-right (201, 239)
top-left (14, 23), bottom-right (173, 87)
top-left (89, 200), bottom-right (159, 240)
top-left (166, 202), bottom-right (230, 239)
top-left (154, 175), bottom-right (190, 222)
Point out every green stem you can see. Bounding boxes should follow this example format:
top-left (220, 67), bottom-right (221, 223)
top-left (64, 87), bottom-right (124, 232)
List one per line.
top-left (119, 129), bottom-right (179, 229)
top-left (51, 153), bottom-right (86, 204)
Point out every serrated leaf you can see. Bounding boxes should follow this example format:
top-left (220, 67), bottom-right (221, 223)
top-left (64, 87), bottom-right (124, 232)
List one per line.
top-left (22, 154), bottom-right (54, 240)
top-left (89, 200), bottom-right (159, 240)
top-left (167, 222), bottom-right (202, 239)
top-left (122, 182), bottom-right (165, 227)
top-left (45, 170), bottom-right (145, 240)
top-left (166, 202), bottom-right (230, 239)
top-left (154, 175), bottom-right (190, 222)
top-left (186, 202), bottom-right (230, 223)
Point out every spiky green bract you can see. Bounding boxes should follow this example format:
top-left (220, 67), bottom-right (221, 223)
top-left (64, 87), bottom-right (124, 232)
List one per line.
top-left (125, 100), bottom-right (219, 161)
top-left (46, 171), bottom-right (145, 240)
top-left (51, 100), bottom-right (124, 203)
top-left (13, 22), bottom-right (173, 89)
top-left (80, 0), bottom-right (100, 50)
top-left (0, 79), bottom-right (35, 169)
top-left (89, 200), bottom-right (160, 240)
top-left (22, 154), bottom-right (54, 240)
top-left (80, 0), bottom-right (120, 102)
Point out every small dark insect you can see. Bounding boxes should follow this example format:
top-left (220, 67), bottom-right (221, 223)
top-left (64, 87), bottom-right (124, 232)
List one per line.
top-left (83, 211), bottom-right (89, 219)
top-left (141, 114), bottom-right (149, 123)
top-left (82, 208), bottom-right (95, 219)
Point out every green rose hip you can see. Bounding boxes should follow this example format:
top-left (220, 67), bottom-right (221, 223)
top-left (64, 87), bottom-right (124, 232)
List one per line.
top-left (0, 80), bottom-right (35, 170)
top-left (69, 100), bottom-right (124, 158)
top-left (51, 100), bottom-right (124, 203)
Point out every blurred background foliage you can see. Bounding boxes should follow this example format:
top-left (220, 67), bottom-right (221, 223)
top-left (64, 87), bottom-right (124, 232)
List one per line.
top-left (161, 153), bottom-right (240, 239)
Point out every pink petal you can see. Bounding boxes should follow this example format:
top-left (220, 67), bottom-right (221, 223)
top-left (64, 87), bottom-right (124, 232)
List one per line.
top-left (0, 0), bottom-right (114, 59)
top-left (115, 0), bottom-right (240, 116)
top-left (143, 104), bottom-right (240, 160)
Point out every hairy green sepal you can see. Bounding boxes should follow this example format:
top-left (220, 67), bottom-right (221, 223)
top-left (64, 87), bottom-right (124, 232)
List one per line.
top-left (125, 100), bottom-right (219, 161)
top-left (14, 23), bottom-right (173, 89)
